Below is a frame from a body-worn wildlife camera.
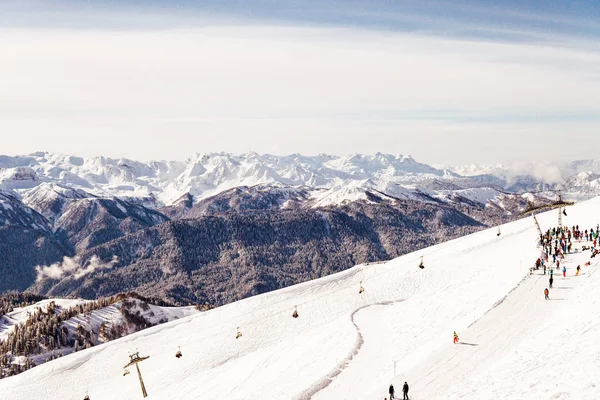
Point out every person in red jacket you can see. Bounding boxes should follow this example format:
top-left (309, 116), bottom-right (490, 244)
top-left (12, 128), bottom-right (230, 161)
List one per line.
top-left (453, 331), bottom-right (459, 344)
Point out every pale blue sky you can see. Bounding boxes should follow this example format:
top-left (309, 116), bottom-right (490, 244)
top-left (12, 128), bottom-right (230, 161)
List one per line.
top-left (0, 1), bottom-right (599, 164)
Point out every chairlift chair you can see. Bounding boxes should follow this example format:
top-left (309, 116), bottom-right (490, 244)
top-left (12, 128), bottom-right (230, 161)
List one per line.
top-left (175, 346), bottom-right (182, 358)
top-left (358, 281), bottom-right (365, 294)
top-left (497, 227), bottom-right (501, 236)
top-left (418, 256), bottom-right (424, 269)
top-left (236, 327), bottom-right (242, 339)
top-left (292, 306), bottom-right (299, 319)
top-left (123, 369), bottom-right (130, 376)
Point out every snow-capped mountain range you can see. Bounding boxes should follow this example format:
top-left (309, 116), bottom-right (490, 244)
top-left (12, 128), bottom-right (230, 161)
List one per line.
top-left (1, 152), bottom-right (598, 209)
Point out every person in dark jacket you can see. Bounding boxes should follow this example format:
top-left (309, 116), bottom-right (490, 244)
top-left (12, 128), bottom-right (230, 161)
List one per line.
top-left (549, 275), bottom-right (554, 288)
top-left (403, 382), bottom-right (409, 399)
top-left (389, 384), bottom-right (395, 399)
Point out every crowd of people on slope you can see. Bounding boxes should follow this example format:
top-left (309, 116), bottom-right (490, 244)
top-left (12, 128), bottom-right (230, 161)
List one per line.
top-left (533, 224), bottom-right (599, 300)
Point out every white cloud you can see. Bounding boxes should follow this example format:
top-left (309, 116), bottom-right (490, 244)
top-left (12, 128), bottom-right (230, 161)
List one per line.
top-left (35, 255), bottom-right (118, 282)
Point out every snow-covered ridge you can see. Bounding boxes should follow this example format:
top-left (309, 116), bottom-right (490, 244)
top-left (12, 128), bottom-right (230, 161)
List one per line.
top-left (0, 152), bottom-right (450, 206)
top-left (1, 152), bottom-right (598, 211)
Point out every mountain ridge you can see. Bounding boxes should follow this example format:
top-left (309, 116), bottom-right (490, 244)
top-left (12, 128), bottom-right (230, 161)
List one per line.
top-left (2, 152), bottom-right (598, 207)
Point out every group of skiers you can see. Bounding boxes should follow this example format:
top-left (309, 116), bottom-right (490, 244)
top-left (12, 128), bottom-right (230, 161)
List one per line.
top-left (387, 382), bottom-right (409, 400)
top-left (540, 224), bottom-right (599, 260)
top-left (539, 224), bottom-right (598, 300)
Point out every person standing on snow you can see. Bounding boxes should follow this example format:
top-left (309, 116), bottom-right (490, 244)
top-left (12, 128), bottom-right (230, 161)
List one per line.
top-left (549, 275), bottom-right (554, 288)
top-left (562, 266), bottom-right (567, 277)
top-left (544, 288), bottom-right (549, 300)
top-left (389, 384), bottom-right (395, 399)
top-left (454, 331), bottom-right (459, 344)
top-left (403, 382), bottom-right (409, 400)
top-left (576, 265), bottom-right (581, 275)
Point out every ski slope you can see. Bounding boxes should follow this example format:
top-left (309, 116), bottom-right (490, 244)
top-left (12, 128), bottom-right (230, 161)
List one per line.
top-left (1, 197), bottom-right (600, 399)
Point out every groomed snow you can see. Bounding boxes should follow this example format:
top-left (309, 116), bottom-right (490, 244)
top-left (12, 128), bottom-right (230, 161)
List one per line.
top-left (1, 197), bottom-right (600, 399)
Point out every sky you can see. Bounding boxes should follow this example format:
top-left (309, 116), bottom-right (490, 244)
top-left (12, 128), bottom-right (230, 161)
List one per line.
top-left (0, 0), bottom-right (599, 165)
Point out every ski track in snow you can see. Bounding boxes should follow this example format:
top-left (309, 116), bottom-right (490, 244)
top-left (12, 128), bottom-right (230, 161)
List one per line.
top-left (296, 299), bottom-right (403, 400)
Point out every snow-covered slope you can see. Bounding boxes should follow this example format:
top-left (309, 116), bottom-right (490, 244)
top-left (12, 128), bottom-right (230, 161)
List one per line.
top-left (2, 193), bottom-right (599, 399)
top-left (0, 297), bottom-right (198, 376)
top-left (0, 299), bottom-right (87, 342)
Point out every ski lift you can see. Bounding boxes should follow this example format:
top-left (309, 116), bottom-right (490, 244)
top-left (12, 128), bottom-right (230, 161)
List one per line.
top-left (83, 395), bottom-right (90, 400)
top-left (123, 369), bottom-right (130, 376)
top-left (418, 256), bottom-right (424, 269)
top-left (563, 209), bottom-right (567, 216)
top-left (358, 281), bottom-right (365, 294)
top-left (175, 346), bottom-right (182, 358)
top-left (236, 327), bottom-right (242, 339)
top-left (292, 305), bottom-right (299, 319)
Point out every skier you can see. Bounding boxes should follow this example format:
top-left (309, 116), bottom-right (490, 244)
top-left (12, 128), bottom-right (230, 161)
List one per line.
top-left (544, 288), bottom-right (549, 300)
top-left (389, 383), bottom-right (395, 399)
top-left (576, 265), bottom-right (581, 275)
top-left (403, 382), bottom-right (410, 400)
top-left (562, 266), bottom-right (567, 277)
top-left (549, 275), bottom-right (554, 288)
top-left (453, 331), bottom-right (459, 344)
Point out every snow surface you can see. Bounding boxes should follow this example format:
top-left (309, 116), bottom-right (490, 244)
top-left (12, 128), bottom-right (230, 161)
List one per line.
top-left (2, 197), bottom-right (600, 399)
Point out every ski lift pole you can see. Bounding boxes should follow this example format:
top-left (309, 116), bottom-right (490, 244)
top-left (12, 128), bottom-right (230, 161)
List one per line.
top-left (532, 214), bottom-right (542, 242)
top-left (124, 352), bottom-right (150, 398)
top-left (558, 207), bottom-right (562, 227)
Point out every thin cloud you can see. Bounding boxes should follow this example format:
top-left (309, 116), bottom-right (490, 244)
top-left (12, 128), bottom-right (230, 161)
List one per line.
top-left (35, 255), bottom-right (119, 282)
top-left (0, 5), bottom-right (598, 164)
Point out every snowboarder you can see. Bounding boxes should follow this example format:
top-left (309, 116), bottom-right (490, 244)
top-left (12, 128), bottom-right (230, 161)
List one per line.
top-left (576, 265), bottom-right (581, 275)
top-left (544, 288), bottom-right (549, 300)
top-left (403, 382), bottom-right (410, 400)
top-left (453, 331), bottom-right (459, 344)
top-left (389, 384), bottom-right (395, 399)
top-left (562, 266), bottom-right (567, 277)
top-left (549, 275), bottom-right (554, 288)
